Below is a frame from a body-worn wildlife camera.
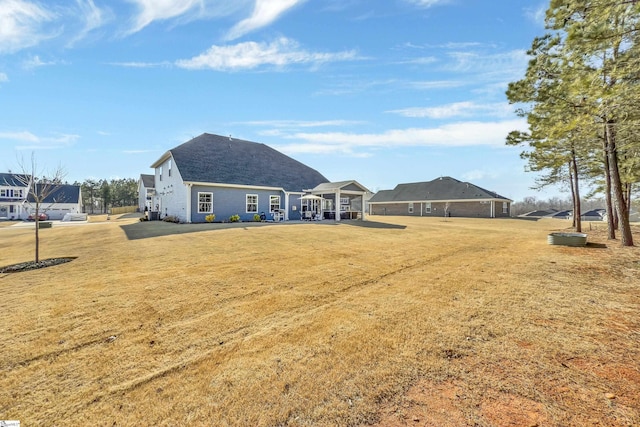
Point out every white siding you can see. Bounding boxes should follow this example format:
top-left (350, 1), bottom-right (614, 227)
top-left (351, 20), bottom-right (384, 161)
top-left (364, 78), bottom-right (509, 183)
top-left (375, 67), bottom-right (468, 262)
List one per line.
top-left (154, 156), bottom-right (188, 222)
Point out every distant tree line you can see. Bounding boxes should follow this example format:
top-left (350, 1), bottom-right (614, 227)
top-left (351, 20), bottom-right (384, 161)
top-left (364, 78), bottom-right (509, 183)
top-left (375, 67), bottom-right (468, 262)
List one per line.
top-left (506, 1), bottom-right (639, 246)
top-left (74, 178), bottom-right (138, 214)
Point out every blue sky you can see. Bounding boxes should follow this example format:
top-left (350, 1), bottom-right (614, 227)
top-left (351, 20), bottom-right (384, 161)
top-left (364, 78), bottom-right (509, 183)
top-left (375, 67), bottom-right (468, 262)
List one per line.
top-left (0, 0), bottom-right (555, 201)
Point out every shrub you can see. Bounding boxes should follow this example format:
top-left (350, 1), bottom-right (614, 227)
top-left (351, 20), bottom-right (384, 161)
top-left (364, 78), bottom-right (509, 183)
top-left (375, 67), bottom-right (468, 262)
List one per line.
top-left (229, 214), bottom-right (240, 223)
top-left (253, 214), bottom-right (261, 222)
top-left (162, 215), bottom-right (180, 223)
top-left (139, 216), bottom-right (148, 222)
top-left (205, 214), bottom-right (216, 223)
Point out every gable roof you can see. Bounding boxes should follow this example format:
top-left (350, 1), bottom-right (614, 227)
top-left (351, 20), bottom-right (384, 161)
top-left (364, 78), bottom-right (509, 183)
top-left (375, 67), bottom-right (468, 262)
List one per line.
top-left (27, 184), bottom-right (81, 204)
top-left (140, 174), bottom-right (154, 188)
top-left (152, 133), bottom-right (328, 192)
top-left (369, 176), bottom-right (511, 203)
top-left (311, 180), bottom-right (371, 193)
top-left (0, 173), bottom-right (30, 187)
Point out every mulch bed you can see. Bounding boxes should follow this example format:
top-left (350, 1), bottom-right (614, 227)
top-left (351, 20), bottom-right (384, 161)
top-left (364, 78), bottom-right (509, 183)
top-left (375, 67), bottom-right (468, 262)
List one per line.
top-left (0, 257), bottom-right (76, 273)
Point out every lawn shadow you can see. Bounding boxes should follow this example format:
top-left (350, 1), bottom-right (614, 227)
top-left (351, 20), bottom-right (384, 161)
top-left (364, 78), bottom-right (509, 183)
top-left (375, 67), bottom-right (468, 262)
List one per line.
top-left (586, 242), bottom-right (607, 249)
top-left (338, 220), bottom-right (407, 230)
top-left (121, 219), bottom-right (406, 240)
top-left (120, 221), bottom-right (270, 240)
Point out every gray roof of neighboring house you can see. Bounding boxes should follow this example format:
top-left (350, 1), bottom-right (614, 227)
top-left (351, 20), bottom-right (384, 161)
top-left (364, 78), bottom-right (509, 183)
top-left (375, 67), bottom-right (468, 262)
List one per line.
top-left (521, 209), bottom-right (559, 218)
top-left (154, 133), bottom-right (329, 192)
top-left (140, 174), bottom-right (154, 188)
top-left (27, 184), bottom-right (81, 204)
top-left (0, 173), bottom-right (30, 187)
top-left (369, 176), bottom-right (511, 203)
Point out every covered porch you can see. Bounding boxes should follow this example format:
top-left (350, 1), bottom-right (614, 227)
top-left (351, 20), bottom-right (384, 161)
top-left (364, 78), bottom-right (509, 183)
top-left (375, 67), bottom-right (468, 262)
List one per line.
top-left (299, 180), bottom-right (371, 222)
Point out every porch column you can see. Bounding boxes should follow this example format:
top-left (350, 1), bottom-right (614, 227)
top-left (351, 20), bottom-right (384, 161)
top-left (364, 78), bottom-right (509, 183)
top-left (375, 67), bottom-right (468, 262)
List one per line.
top-left (361, 194), bottom-right (366, 220)
top-left (186, 183), bottom-right (192, 223)
top-left (335, 189), bottom-right (341, 221)
top-left (284, 192), bottom-right (289, 221)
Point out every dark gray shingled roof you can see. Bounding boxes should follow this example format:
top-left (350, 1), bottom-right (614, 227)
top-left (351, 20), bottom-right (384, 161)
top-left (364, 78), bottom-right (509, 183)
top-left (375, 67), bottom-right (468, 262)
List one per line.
top-left (0, 173), bottom-right (30, 187)
top-left (369, 176), bottom-right (511, 203)
top-left (165, 133), bottom-right (328, 192)
top-left (27, 184), bottom-right (81, 204)
top-left (140, 174), bottom-right (154, 188)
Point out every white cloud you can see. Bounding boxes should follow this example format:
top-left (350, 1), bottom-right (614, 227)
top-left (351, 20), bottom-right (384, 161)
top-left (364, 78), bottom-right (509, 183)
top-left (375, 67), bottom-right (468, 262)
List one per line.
top-left (226, 0), bottom-right (304, 40)
top-left (446, 49), bottom-right (528, 76)
top-left (22, 55), bottom-right (59, 69)
top-left (0, 0), bottom-right (57, 53)
top-left (0, 72), bottom-right (8, 82)
top-left (404, 0), bottom-right (450, 8)
top-left (0, 130), bottom-right (41, 141)
top-left (240, 119), bottom-right (364, 128)
top-left (124, 0), bottom-right (204, 34)
top-left (175, 37), bottom-right (357, 71)
top-left (389, 101), bottom-right (515, 119)
top-left (409, 80), bottom-right (465, 90)
top-left (525, 3), bottom-right (547, 27)
top-left (462, 169), bottom-right (499, 181)
top-left (0, 130), bottom-right (79, 149)
top-left (110, 60), bottom-right (172, 68)
top-left (68, 0), bottom-right (110, 45)
top-left (273, 119), bottom-right (528, 156)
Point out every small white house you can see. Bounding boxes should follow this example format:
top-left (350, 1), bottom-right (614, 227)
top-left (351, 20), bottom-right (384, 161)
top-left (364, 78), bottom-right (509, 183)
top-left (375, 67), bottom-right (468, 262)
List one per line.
top-left (0, 173), bottom-right (83, 220)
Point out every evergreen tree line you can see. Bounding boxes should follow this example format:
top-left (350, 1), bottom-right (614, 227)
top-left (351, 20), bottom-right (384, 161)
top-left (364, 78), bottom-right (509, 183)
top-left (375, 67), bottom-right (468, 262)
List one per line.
top-left (76, 178), bottom-right (139, 214)
top-left (507, 0), bottom-right (639, 246)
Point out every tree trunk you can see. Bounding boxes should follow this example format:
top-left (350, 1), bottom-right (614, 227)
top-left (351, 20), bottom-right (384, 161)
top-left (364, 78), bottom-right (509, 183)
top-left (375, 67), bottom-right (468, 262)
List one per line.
top-left (605, 121), bottom-right (633, 246)
top-left (570, 153), bottom-right (581, 233)
top-left (602, 136), bottom-right (616, 239)
top-left (34, 202), bottom-right (40, 263)
top-left (568, 162), bottom-right (577, 229)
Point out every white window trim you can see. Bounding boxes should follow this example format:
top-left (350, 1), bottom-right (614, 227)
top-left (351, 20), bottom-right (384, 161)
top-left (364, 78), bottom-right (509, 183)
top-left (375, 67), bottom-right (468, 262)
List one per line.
top-left (502, 202), bottom-right (508, 213)
top-left (198, 192), bottom-right (213, 213)
top-left (246, 194), bottom-right (258, 213)
top-left (408, 202), bottom-right (414, 213)
top-left (425, 202), bottom-right (432, 213)
top-left (269, 195), bottom-right (280, 212)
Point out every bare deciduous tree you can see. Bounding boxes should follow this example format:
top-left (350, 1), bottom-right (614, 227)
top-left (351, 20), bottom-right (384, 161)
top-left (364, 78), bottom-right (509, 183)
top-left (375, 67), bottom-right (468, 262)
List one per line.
top-left (15, 153), bottom-right (67, 263)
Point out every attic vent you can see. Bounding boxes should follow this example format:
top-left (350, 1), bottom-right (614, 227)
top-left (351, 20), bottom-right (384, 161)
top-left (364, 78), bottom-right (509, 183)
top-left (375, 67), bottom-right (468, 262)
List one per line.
top-left (229, 135), bottom-right (232, 141)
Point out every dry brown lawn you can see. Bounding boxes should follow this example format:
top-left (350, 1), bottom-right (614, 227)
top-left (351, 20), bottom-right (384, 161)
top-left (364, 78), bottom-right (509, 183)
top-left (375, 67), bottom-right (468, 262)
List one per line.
top-left (1, 215), bottom-right (638, 426)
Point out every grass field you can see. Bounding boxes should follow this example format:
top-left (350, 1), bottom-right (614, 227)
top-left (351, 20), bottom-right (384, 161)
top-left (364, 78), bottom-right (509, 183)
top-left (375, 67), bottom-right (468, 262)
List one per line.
top-left (1, 215), bottom-right (638, 426)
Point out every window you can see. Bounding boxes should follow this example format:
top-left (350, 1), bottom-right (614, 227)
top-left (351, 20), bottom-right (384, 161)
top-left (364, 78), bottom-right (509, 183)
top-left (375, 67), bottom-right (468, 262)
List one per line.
top-left (159, 166), bottom-right (163, 181)
top-left (408, 202), bottom-right (414, 213)
top-left (0, 189), bottom-right (6, 197)
top-left (502, 202), bottom-right (508, 213)
top-left (168, 160), bottom-right (172, 177)
top-left (198, 192), bottom-right (213, 213)
top-left (270, 195), bottom-right (280, 212)
top-left (340, 197), bottom-right (349, 205)
top-left (246, 194), bottom-right (258, 213)
top-left (425, 202), bottom-right (431, 213)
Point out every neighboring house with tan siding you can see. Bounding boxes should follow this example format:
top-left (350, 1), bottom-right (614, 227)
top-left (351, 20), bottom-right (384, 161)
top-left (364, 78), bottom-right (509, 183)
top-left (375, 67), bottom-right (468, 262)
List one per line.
top-left (368, 176), bottom-right (511, 218)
